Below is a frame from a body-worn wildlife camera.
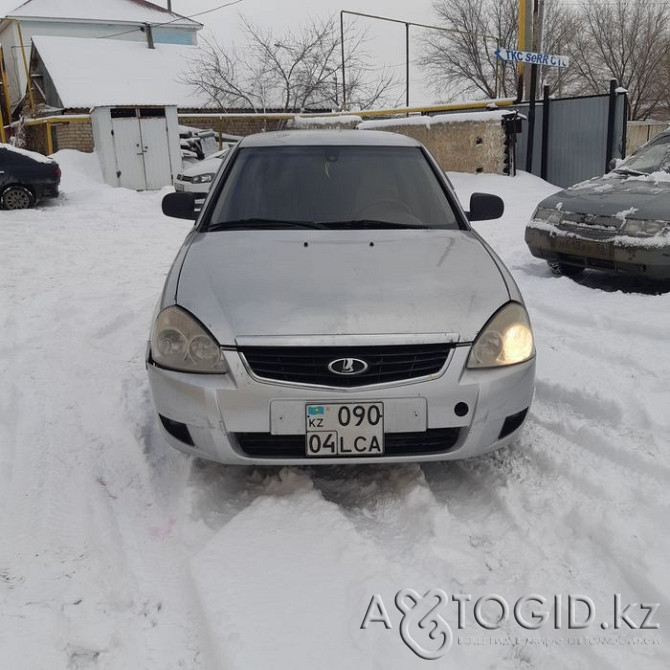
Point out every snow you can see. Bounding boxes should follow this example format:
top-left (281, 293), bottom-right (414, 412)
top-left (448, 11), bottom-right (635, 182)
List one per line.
top-left (527, 218), bottom-right (669, 249)
top-left (290, 114), bottom-right (363, 128)
top-left (615, 206), bottom-right (638, 222)
top-left (1, 155), bottom-right (670, 669)
top-left (0, 141), bottom-right (56, 163)
top-left (31, 35), bottom-right (211, 108)
top-left (626, 171), bottom-right (670, 184)
top-left (359, 109), bottom-right (513, 130)
top-left (4, 0), bottom-right (200, 27)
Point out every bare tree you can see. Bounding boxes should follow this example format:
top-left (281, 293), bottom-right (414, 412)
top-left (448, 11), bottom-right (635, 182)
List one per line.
top-left (421, 0), bottom-right (576, 100)
top-left (570, 0), bottom-right (670, 120)
top-left (186, 15), bottom-right (397, 112)
top-left (421, 0), bottom-right (519, 100)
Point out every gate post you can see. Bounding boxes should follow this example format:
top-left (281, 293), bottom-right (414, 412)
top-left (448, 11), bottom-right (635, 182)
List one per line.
top-left (540, 85), bottom-right (551, 181)
top-left (605, 78), bottom-right (618, 171)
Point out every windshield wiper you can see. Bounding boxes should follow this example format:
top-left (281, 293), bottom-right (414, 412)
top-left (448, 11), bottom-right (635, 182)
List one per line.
top-left (207, 218), bottom-right (327, 231)
top-left (613, 167), bottom-right (648, 176)
top-left (316, 219), bottom-right (431, 229)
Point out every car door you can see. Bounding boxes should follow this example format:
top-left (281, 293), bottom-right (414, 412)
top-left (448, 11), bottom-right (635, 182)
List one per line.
top-left (0, 148), bottom-right (13, 190)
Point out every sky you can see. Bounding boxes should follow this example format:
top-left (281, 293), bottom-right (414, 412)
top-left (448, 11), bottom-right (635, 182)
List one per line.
top-left (0, 0), bottom-right (443, 105)
top-left (163, 0), bottom-right (440, 105)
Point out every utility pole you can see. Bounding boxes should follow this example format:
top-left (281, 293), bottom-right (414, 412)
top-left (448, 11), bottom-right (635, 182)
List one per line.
top-left (525, 0), bottom-right (543, 172)
top-left (518, 0), bottom-right (533, 101)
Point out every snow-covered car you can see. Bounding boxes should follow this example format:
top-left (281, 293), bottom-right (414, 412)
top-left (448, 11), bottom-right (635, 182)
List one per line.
top-left (174, 148), bottom-right (230, 195)
top-left (525, 130), bottom-right (670, 279)
top-left (148, 130), bottom-right (536, 465)
top-left (0, 144), bottom-right (60, 210)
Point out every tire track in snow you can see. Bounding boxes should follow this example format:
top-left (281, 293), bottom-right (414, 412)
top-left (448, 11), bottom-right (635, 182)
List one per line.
top-left (0, 195), bottom-right (211, 670)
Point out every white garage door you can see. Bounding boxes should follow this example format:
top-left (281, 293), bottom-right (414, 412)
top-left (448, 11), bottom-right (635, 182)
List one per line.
top-left (110, 108), bottom-right (175, 190)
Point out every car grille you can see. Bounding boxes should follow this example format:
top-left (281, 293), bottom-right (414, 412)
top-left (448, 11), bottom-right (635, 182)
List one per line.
top-left (239, 343), bottom-right (453, 387)
top-left (235, 428), bottom-right (461, 458)
top-left (558, 215), bottom-right (621, 241)
top-left (176, 174), bottom-right (194, 182)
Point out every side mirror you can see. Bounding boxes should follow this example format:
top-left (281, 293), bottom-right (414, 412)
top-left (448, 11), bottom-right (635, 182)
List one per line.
top-left (468, 192), bottom-right (504, 221)
top-left (162, 192), bottom-right (198, 220)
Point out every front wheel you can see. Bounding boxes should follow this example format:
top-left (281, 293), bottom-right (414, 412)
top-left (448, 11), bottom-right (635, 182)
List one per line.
top-left (548, 261), bottom-right (585, 277)
top-left (1, 185), bottom-right (35, 210)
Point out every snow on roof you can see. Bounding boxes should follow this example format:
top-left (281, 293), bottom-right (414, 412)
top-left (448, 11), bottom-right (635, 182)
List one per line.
top-left (359, 109), bottom-right (513, 130)
top-left (5, 0), bottom-right (201, 28)
top-left (240, 130), bottom-right (421, 148)
top-left (32, 35), bottom-right (211, 108)
top-left (0, 141), bottom-right (56, 162)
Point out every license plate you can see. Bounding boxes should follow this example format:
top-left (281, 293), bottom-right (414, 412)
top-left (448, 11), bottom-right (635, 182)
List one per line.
top-left (305, 403), bottom-right (384, 457)
top-left (552, 236), bottom-right (613, 260)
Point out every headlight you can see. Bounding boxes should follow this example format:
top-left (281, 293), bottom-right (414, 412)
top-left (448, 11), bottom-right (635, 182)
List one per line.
top-left (467, 302), bottom-right (535, 368)
top-left (620, 219), bottom-right (666, 237)
top-left (192, 173), bottom-right (215, 184)
top-left (534, 207), bottom-right (563, 225)
top-left (151, 306), bottom-right (228, 373)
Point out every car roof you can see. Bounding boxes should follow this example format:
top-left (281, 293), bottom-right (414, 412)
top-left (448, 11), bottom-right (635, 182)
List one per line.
top-left (238, 129), bottom-right (422, 148)
top-left (0, 142), bottom-right (56, 163)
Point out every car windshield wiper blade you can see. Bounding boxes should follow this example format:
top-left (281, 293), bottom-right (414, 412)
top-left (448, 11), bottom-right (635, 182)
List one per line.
top-left (317, 219), bottom-right (431, 229)
top-left (614, 167), bottom-right (648, 176)
top-left (207, 219), bottom-right (327, 231)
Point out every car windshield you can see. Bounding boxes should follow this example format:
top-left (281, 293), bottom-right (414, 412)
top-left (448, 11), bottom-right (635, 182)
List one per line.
top-left (204, 145), bottom-right (460, 230)
top-left (617, 135), bottom-right (670, 175)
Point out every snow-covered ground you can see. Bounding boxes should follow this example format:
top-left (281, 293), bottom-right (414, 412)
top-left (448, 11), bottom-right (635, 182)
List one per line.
top-left (1, 152), bottom-right (668, 669)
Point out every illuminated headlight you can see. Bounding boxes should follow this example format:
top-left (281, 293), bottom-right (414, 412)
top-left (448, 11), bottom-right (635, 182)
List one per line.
top-left (621, 219), bottom-right (667, 237)
top-left (467, 302), bottom-right (535, 368)
top-left (151, 306), bottom-right (228, 373)
top-left (534, 207), bottom-right (563, 225)
top-left (191, 173), bottom-right (215, 184)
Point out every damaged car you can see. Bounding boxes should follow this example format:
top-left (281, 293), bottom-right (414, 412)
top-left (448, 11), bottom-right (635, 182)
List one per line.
top-left (525, 130), bottom-right (670, 279)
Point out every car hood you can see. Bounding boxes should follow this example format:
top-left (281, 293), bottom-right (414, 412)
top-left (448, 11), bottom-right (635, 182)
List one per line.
top-left (183, 156), bottom-right (221, 178)
top-left (175, 229), bottom-right (510, 345)
top-left (539, 173), bottom-right (670, 220)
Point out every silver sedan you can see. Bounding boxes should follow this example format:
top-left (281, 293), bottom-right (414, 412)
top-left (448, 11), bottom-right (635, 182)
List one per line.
top-left (148, 130), bottom-right (535, 464)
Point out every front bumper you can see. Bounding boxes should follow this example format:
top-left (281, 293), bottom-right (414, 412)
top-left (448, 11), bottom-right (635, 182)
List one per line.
top-left (525, 224), bottom-right (670, 279)
top-left (146, 346), bottom-right (535, 465)
top-left (174, 180), bottom-right (210, 195)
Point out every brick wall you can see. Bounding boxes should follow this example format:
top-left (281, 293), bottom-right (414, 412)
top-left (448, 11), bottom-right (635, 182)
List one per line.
top-left (24, 124), bottom-right (48, 155)
top-left (53, 121), bottom-right (94, 153)
top-left (179, 115), bottom-right (290, 138)
top-left (23, 120), bottom-right (94, 155)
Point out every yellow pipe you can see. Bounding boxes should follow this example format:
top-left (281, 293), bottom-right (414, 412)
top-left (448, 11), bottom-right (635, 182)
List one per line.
top-left (0, 47), bottom-right (11, 141)
top-left (15, 20), bottom-right (35, 112)
top-left (178, 99), bottom-right (515, 125)
top-left (23, 116), bottom-right (90, 126)
top-left (45, 120), bottom-right (53, 154)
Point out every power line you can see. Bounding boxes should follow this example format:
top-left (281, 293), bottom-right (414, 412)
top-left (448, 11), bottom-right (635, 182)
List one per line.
top-left (97, 1), bottom-right (243, 40)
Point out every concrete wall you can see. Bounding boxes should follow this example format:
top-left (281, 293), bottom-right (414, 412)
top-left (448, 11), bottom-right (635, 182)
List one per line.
top-left (626, 121), bottom-right (668, 155)
top-left (358, 112), bottom-right (509, 174)
top-left (178, 112), bottom-right (509, 174)
top-left (22, 111), bottom-right (509, 183)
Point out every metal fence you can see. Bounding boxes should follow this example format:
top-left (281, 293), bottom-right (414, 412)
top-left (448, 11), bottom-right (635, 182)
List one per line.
top-left (513, 85), bottom-right (627, 188)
